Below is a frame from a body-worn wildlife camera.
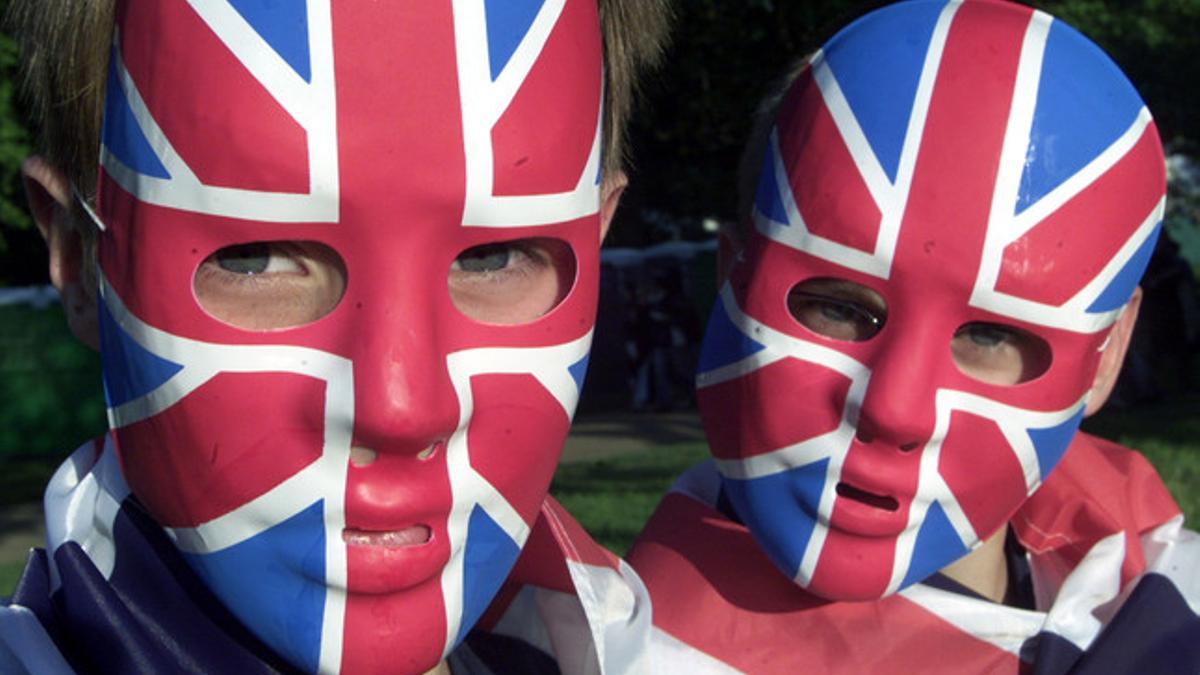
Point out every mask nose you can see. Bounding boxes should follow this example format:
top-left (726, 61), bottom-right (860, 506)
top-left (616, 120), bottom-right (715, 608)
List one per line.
top-left (348, 303), bottom-right (461, 457)
top-left (853, 326), bottom-right (940, 453)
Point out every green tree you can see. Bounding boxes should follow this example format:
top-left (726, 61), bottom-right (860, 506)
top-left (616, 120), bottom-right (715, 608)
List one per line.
top-left (0, 0), bottom-right (42, 288)
top-left (0, 0), bottom-right (34, 258)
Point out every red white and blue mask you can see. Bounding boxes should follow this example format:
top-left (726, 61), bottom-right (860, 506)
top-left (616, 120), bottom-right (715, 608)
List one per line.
top-left (92, 1), bottom-right (603, 672)
top-left (697, 0), bottom-right (1165, 601)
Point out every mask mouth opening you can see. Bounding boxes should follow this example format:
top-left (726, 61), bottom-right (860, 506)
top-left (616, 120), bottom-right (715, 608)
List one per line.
top-left (836, 482), bottom-right (899, 511)
top-left (342, 525), bottom-right (432, 548)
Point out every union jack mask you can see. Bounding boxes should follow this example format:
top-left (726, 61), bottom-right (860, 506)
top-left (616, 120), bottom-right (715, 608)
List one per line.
top-left (697, 0), bottom-right (1165, 601)
top-left (93, 1), bottom-right (604, 672)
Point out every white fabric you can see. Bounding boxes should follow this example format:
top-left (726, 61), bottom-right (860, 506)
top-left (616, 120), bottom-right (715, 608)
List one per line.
top-left (0, 603), bottom-right (74, 675)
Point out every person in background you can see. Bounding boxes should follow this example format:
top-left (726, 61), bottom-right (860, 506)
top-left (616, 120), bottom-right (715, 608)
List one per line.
top-left (1, 1), bottom-right (669, 673)
top-left (628, 1), bottom-right (1200, 672)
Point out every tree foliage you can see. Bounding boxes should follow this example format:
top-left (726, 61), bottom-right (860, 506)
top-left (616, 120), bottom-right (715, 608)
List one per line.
top-left (0, 0), bottom-right (33, 253)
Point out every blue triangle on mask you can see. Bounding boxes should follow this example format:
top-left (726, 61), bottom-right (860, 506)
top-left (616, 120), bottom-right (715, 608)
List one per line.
top-left (457, 505), bottom-right (522, 645)
top-left (754, 139), bottom-right (790, 225)
top-left (568, 353), bottom-right (590, 393)
top-left (227, 0), bottom-right (312, 82)
top-left (101, 54), bottom-right (171, 180)
top-left (822, 0), bottom-right (942, 184)
top-left (183, 500), bottom-right (326, 675)
top-left (1016, 20), bottom-right (1144, 214)
top-left (484, 0), bottom-right (544, 81)
top-left (901, 500), bottom-right (968, 590)
top-left (722, 458), bottom-right (828, 580)
top-left (697, 299), bottom-right (767, 376)
top-left (1086, 222), bottom-right (1160, 314)
top-left (1027, 406), bottom-right (1085, 479)
top-left (98, 297), bottom-right (184, 409)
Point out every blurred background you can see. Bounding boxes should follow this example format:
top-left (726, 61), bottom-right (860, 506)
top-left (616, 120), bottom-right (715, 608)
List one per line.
top-left (1, 1), bottom-right (1197, 586)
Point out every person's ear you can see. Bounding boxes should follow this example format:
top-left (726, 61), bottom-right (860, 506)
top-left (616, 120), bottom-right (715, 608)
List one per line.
top-left (22, 156), bottom-right (100, 350)
top-left (599, 170), bottom-right (627, 243)
top-left (1083, 286), bottom-right (1141, 416)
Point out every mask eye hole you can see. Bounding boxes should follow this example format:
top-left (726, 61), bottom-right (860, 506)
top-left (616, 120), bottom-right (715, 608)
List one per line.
top-left (951, 322), bottom-right (1052, 385)
top-left (448, 237), bottom-right (576, 325)
top-left (194, 240), bottom-right (347, 331)
top-left (787, 277), bottom-right (886, 342)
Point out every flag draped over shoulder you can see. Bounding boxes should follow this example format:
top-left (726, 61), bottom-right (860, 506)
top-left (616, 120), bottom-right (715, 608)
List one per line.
top-left (627, 433), bottom-right (1200, 674)
top-left (0, 438), bottom-right (651, 675)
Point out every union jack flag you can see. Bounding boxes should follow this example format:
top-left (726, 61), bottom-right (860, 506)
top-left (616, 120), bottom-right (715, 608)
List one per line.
top-left (83, 1), bottom-right (605, 672)
top-left (696, 0), bottom-right (1165, 600)
top-left (626, 436), bottom-right (1200, 674)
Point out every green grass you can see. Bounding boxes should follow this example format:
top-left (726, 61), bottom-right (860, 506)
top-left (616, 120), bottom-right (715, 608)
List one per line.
top-left (0, 561), bottom-right (21, 600)
top-left (1081, 393), bottom-right (1200, 524)
top-left (550, 441), bottom-right (710, 554)
top-left (0, 304), bottom-right (106, 459)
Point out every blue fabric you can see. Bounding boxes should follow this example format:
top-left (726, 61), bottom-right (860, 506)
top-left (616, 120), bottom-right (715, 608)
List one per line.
top-left (6, 501), bottom-right (297, 673)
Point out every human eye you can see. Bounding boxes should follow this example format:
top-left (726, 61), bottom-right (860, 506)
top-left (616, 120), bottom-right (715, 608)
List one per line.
top-left (194, 241), bottom-right (346, 331)
top-left (448, 238), bottom-right (575, 325)
top-left (450, 242), bottom-right (516, 274)
top-left (787, 278), bottom-right (886, 342)
top-left (951, 322), bottom-right (1050, 385)
top-left (211, 242), bottom-right (303, 276)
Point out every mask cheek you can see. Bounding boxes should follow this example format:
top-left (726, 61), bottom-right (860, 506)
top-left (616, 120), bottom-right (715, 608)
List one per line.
top-left (700, 357), bottom-right (852, 462)
top-left (936, 411), bottom-right (1032, 543)
top-left (462, 372), bottom-right (571, 525)
top-left (115, 372), bottom-right (327, 527)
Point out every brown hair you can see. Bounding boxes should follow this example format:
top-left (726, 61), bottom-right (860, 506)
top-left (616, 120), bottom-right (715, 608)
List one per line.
top-left (6, 0), bottom-right (115, 205)
top-left (599, 0), bottom-right (672, 175)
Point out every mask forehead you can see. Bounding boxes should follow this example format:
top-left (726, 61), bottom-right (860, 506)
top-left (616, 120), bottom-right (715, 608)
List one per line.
top-left (94, 1), bottom-right (604, 672)
top-left (701, 0), bottom-right (1165, 602)
top-left (760, 0), bottom-right (1163, 333)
